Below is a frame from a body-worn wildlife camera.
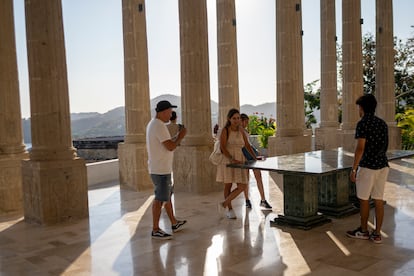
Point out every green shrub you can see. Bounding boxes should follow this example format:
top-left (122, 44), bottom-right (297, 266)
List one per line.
top-left (247, 114), bottom-right (276, 148)
top-left (396, 109), bottom-right (414, 149)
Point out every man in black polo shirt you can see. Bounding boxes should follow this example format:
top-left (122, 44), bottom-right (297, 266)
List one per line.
top-left (346, 94), bottom-right (389, 244)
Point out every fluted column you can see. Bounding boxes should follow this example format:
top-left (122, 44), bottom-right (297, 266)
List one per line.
top-left (118, 0), bottom-right (152, 191)
top-left (0, 0), bottom-right (28, 214)
top-left (269, 0), bottom-right (311, 156)
top-left (376, 0), bottom-right (401, 149)
top-left (22, 0), bottom-right (88, 224)
top-left (217, 0), bottom-right (239, 127)
top-left (176, 0), bottom-right (220, 193)
top-left (340, 0), bottom-right (363, 152)
top-left (315, 0), bottom-right (340, 150)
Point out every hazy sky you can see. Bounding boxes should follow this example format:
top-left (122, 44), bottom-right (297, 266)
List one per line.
top-left (13, 0), bottom-right (414, 118)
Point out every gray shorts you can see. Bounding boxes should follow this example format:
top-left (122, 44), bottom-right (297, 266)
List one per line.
top-left (150, 174), bottom-right (173, 202)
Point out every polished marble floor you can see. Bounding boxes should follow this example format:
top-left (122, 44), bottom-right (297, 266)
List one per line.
top-left (1, 159), bottom-right (414, 276)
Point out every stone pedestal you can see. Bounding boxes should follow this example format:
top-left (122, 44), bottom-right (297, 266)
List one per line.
top-left (22, 158), bottom-right (88, 225)
top-left (173, 145), bottom-right (221, 193)
top-left (270, 173), bottom-right (331, 230)
top-left (118, 142), bottom-right (152, 191)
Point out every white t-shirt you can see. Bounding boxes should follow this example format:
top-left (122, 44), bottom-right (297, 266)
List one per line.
top-left (146, 118), bottom-right (174, 174)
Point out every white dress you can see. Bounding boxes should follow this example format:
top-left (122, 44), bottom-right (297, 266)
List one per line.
top-left (215, 128), bottom-right (248, 184)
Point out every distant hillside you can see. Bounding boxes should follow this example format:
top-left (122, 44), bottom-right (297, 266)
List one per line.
top-left (22, 94), bottom-right (277, 143)
top-left (240, 102), bottom-right (276, 119)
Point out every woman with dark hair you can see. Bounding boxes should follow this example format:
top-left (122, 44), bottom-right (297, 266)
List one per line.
top-left (217, 108), bottom-right (256, 219)
top-left (240, 113), bottom-right (272, 210)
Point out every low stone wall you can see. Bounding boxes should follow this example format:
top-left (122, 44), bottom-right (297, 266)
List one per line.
top-left (73, 136), bottom-right (123, 161)
top-left (77, 148), bottom-right (118, 161)
top-left (86, 159), bottom-right (119, 186)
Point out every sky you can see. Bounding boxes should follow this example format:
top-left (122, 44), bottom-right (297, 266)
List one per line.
top-left (12, 0), bottom-right (414, 119)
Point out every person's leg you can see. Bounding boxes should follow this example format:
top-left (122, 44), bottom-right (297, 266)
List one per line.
top-left (151, 174), bottom-right (171, 231)
top-left (347, 168), bottom-right (371, 239)
top-left (224, 183), bottom-right (233, 209)
top-left (244, 171), bottom-right (252, 208)
top-left (152, 200), bottom-right (163, 231)
top-left (356, 167), bottom-right (374, 232)
top-left (359, 199), bottom-right (370, 232)
top-left (243, 185), bottom-right (249, 200)
top-left (223, 183), bottom-right (247, 207)
top-left (371, 167), bottom-right (388, 235)
top-left (253, 169), bottom-right (265, 200)
top-left (164, 198), bottom-right (177, 225)
top-left (373, 199), bottom-right (384, 234)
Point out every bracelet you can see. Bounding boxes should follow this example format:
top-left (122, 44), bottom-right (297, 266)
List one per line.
top-left (351, 169), bottom-right (357, 173)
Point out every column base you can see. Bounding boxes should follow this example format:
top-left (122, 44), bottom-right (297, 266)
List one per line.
top-left (318, 204), bottom-right (359, 218)
top-left (118, 142), bottom-right (152, 191)
top-left (270, 214), bottom-right (331, 230)
top-left (0, 152), bottom-right (29, 214)
top-left (173, 145), bottom-right (221, 193)
top-left (22, 158), bottom-right (88, 225)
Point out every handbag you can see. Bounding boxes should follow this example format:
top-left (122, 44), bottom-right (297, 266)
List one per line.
top-left (209, 140), bottom-right (223, 165)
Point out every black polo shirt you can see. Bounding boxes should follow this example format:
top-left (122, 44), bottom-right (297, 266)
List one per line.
top-left (355, 113), bottom-right (389, 169)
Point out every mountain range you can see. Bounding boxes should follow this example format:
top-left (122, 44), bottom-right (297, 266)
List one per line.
top-left (22, 94), bottom-right (277, 143)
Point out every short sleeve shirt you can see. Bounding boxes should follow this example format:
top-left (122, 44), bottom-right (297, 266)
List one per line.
top-left (146, 118), bottom-right (174, 174)
top-left (355, 113), bottom-right (389, 169)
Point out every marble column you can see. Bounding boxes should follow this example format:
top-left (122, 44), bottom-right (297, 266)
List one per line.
top-left (118, 0), bottom-right (152, 191)
top-left (269, 0), bottom-right (311, 156)
top-left (376, 0), bottom-right (401, 149)
top-left (340, 0), bottom-right (363, 152)
top-left (176, 0), bottom-right (220, 193)
top-left (216, 0), bottom-right (240, 127)
top-left (22, 0), bottom-right (88, 225)
top-left (0, 0), bottom-right (28, 214)
top-left (315, 0), bottom-right (340, 150)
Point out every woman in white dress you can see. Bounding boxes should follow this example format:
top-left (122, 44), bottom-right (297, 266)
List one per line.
top-left (216, 108), bottom-right (256, 219)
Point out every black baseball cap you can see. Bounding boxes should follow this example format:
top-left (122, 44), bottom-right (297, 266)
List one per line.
top-left (155, 100), bottom-right (177, 112)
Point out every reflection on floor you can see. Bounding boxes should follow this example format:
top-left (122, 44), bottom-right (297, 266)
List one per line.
top-left (1, 159), bottom-right (414, 275)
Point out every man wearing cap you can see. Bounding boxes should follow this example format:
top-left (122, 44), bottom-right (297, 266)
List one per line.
top-left (146, 100), bottom-right (187, 240)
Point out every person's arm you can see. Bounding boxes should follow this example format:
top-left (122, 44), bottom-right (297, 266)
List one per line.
top-left (163, 127), bottom-right (187, 151)
top-left (241, 128), bottom-right (257, 160)
top-left (350, 138), bottom-right (366, 182)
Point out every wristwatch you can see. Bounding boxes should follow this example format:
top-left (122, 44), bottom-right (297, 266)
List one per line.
top-left (351, 169), bottom-right (357, 173)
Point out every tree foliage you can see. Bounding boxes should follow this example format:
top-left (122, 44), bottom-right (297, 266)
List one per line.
top-left (304, 80), bottom-right (320, 128)
top-left (304, 29), bottom-right (414, 131)
top-left (396, 109), bottom-right (414, 149)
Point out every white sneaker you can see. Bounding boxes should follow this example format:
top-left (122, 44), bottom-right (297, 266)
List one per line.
top-left (226, 209), bottom-right (236, 219)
